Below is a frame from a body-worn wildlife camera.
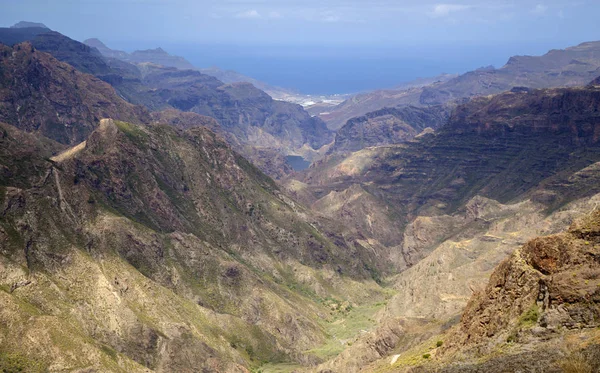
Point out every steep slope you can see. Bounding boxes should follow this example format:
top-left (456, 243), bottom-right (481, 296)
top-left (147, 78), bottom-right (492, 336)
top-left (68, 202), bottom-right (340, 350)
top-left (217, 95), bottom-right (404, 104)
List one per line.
top-left (301, 80), bottom-right (600, 373)
top-left (0, 42), bottom-right (149, 144)
top-left (403, 208), bottom-right (600, 373)
top-left (449, 208), bottom-right (600, 352)
top-left (84, 37), bottom-right (129, 59)
top-left (0, 30), bottom-right (331, 177)
top-left (329, 105), bottom-right (450, 153)
top-left (0, 118), bottom-right (388, 372)
top-left (304, 84), bottom-right (600, 226)
top-left (320, 40), bottom-right (600, 131)
top-left (135, 64), bottom-right (333, 153)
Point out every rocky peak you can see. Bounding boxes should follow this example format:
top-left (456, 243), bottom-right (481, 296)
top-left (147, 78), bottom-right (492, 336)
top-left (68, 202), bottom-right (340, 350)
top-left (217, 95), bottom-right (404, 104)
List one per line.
top-left (132, 47), bottom-right (167, 56)
top-left (82, 37), bottom-right (107, 49)
top-left (10, 21), bottom-right (49, 29)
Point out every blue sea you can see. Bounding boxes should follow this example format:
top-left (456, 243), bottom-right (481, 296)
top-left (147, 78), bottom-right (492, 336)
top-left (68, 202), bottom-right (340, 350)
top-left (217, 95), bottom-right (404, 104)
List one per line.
top-left (112, 41), bottom-right (568, 95)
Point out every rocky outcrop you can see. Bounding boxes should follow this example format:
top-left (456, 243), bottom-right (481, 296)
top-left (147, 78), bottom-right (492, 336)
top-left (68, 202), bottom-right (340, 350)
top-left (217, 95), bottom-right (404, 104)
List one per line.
top-left (442, 208), bottom-right (600, 359)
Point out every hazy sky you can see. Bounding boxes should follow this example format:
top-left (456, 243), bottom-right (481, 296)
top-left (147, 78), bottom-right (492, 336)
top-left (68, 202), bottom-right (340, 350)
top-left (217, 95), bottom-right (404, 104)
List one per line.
top-left (2, 0), bottom-right (599, 47)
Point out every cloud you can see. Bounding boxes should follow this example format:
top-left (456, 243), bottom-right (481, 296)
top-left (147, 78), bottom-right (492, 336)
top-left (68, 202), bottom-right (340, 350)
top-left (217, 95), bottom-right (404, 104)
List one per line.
top-left (235, 9), bottom-right (261, 19)
top-left (431, 3), bottom-right (471, 18)
top-left (233, 9), bottom-right (282, 20)
top-left (267, 11), bottom-right (282, 19)
top-left (532, 3), bottom-right (548, 14)
top-left (320, 11), bottom-right (341, 22)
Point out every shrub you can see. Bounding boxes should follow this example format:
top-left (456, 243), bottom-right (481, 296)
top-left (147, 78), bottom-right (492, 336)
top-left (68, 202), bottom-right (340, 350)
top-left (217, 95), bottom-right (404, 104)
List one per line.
top-left (422, 353), bottom-right (431, 359)
top-left (436, 340), bottom-right (443, 347)
top-left (518, 305), bottom-right (539, 327)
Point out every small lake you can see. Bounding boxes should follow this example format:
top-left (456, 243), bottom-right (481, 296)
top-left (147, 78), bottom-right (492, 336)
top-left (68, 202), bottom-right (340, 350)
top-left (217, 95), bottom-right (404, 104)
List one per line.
top-left (285, 155), bottom-right (311, 171)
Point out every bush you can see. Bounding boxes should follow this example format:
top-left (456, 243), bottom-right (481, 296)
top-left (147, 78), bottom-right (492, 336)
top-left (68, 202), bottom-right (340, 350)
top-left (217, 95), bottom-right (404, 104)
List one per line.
top-left (518, 305), bottom-right (539, 327)
top-left (422, 353), bottom-right (431, 359)
top-left (436, 340), bottom-right (443, 347)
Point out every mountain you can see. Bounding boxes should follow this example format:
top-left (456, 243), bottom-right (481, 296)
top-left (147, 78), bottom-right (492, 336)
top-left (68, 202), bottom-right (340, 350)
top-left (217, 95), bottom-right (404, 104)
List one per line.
top-left (319, 74), bottom-right (457, 130)
top-left (321, 41), bottom-right (600, 131)
top-left (345, 208), bottom-right (600, 373)
top-left (301, 83), bottom-right (600, 247)
top-left (0, 29), bottom-right (331, 178)
top-left (0, 42), bottom-right (150, 144)
top-left (0, 28), bottom-right (111, 75)
top-left (84, 38), bottom-right (295, 99)
top-left (84, 37), bottom-right (129, 59)
top-left (128, 48), bottom-right (195, 70)
top-left (127, 63), bottom-right (333, 155)
top-left (10, 21), bottom-right (49, 29)
top-left (329, 105), bottom-right (450, 153)
top-left (198, 66), bottom-right (296, 100)
top-left (83, 38), bottom-right (195, 69)
top-left (294, 79), bottom-right (600, 372)
top-left (0, 115), bottom-right (391, 372)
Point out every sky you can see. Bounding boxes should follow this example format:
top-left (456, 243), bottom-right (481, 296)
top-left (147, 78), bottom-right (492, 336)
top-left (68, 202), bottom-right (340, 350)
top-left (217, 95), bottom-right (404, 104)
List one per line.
top-left (2, 0), bottom-right (600, 94)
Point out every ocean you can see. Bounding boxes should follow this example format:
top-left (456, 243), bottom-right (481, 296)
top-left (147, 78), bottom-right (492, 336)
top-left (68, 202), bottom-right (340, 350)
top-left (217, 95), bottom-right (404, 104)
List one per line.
top-left (114, 41), bottom-right (567, 95)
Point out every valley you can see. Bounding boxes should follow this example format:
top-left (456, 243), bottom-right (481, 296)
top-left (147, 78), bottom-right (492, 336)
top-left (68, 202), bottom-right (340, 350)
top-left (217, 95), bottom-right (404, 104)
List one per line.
top-left (0, 15), bottom-right (600, 373)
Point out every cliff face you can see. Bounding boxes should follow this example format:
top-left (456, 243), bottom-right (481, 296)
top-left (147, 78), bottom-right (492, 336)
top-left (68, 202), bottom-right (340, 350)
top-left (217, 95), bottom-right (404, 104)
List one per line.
top-left (0, 43), bottom-right (150, 144)
top-left (448, 86), bottom-right (600, 144)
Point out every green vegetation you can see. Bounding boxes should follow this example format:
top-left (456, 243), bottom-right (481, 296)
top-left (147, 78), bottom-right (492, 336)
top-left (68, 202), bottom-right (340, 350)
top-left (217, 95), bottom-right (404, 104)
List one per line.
top-left (436, 340), bottom-right (443, 347)
top-left (257, 362), bottom-right (304, 373)
top-left (0, 352), bottom-right (47, 373)
top-left (422, 353), bottom-right (431, 359)
top-left (114, 120), bottom-right (149, 147)
top-left (306, 301), bottom-right (386, 360)
top-left (518, 304), bottom-right (540, 328)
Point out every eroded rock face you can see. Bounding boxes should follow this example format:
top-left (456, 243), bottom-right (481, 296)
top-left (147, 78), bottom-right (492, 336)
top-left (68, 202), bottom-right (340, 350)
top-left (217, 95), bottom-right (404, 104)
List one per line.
top-left (447, 209), bottom-right (600, 354)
